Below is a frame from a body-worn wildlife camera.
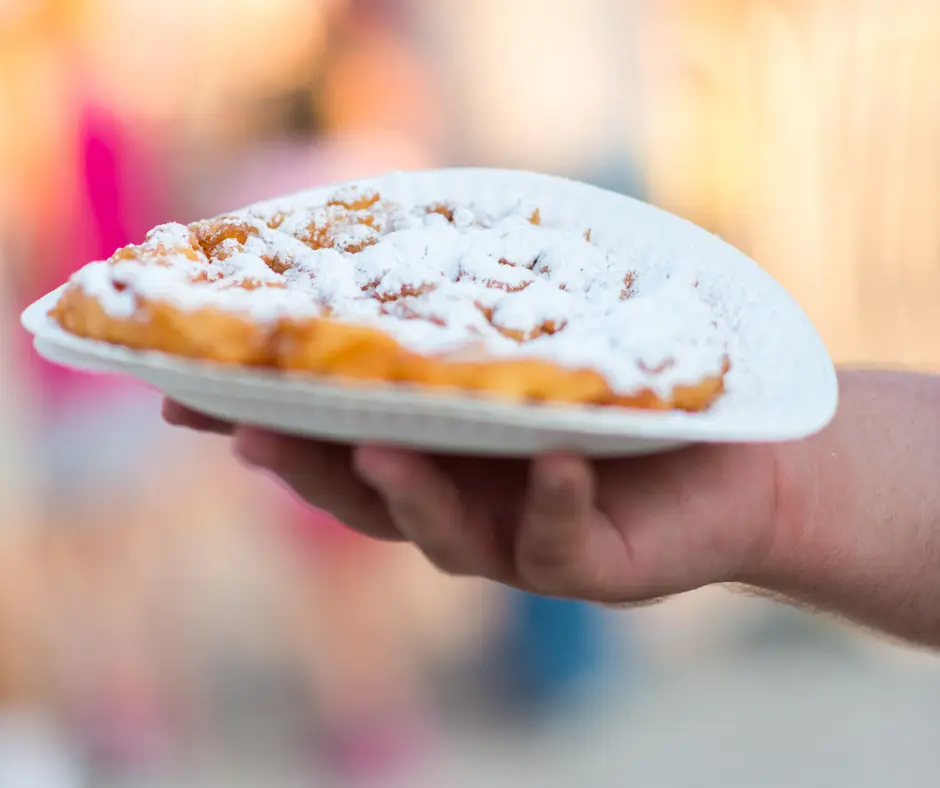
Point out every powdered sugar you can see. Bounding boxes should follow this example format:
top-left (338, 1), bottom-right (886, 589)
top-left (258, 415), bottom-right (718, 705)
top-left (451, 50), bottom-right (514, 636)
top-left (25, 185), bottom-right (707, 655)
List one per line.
top-left (24, 168), bottom-right (840, 452)
top-left (65, 183), bottom-right (731, 398)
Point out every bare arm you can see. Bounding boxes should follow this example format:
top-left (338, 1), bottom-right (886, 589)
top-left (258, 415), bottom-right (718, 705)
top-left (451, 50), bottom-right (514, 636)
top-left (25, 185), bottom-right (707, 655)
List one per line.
top-left (751, 370), bottom-right (940, 646)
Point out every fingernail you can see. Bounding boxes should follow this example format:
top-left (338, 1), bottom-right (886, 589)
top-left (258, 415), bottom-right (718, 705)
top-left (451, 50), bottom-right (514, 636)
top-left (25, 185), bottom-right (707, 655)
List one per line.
top-left (161, 402), bottom-right (184, 426)
top-left (538, 468), bottom-right (578, 497)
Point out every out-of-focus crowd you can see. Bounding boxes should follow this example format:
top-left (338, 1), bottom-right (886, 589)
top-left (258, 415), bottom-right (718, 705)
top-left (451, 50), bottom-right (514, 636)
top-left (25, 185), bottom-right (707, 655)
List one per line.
top-left (2, 0), bottom-right (940, 785)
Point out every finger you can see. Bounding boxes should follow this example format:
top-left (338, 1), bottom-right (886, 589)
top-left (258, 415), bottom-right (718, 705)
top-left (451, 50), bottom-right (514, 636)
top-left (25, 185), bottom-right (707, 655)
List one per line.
top-left (515, 454), bottom-right (603, 595)
top-left (354, 447), bottom-right (503, 578)
top-left (162, 400), bottom-right (234, 436)
top-left (233, 428), bottom-right (404, 542)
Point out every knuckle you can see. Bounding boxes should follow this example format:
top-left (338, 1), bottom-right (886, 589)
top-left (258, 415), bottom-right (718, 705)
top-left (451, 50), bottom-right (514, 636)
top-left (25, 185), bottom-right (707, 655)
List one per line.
top-left (336, 512), bottom-right (403, 543)
top-left (419, 546), bottom-right (468, 577)
top-left (281, 476), bottom-right (328, 509)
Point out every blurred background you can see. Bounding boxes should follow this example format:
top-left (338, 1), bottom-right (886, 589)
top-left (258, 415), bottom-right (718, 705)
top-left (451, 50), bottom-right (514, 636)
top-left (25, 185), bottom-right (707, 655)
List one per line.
top-left (3, 0), bottom-right (940, 785)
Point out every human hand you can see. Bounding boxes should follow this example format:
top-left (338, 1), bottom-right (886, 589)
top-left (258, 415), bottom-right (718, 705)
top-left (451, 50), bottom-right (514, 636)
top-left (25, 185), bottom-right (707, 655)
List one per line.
top-left (162, 400), bottom-right (783, 604)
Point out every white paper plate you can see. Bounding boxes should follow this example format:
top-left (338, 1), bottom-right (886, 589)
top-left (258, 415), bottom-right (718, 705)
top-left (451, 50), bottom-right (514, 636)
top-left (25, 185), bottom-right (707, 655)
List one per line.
top-left (22, 168), bottom-right (838, 457)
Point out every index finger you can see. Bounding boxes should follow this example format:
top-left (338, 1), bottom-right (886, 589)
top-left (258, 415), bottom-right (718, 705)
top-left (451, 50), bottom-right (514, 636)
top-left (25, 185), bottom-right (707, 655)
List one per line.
top-left (162, 400), bottom-right (235, 436)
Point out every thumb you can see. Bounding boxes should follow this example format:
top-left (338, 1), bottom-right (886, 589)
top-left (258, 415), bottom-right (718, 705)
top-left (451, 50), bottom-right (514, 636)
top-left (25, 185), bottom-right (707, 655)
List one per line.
top-left (515, 454), bottom-right (610, 596)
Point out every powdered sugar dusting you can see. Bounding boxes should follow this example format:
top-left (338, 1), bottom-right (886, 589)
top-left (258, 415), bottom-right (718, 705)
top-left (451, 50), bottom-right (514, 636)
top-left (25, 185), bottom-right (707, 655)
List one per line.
top-left (66, 184), bottom-right (730, 398)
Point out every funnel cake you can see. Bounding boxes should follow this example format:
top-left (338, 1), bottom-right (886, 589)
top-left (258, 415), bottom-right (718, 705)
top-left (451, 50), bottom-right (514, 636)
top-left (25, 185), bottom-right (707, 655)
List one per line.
top-left (51, 185), bottom-right (730, 411)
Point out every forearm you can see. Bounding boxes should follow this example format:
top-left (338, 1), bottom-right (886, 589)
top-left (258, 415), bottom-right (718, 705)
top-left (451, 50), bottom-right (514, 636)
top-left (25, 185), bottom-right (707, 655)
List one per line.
top-left (753, 370), bottom-right (940, 646)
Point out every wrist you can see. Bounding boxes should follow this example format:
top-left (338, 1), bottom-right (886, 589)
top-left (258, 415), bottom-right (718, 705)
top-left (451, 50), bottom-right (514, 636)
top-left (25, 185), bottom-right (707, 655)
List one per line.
top-left (736, 370), bottom-right (935, 595)
top-left (745, 439), bottom-right (820, 591)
